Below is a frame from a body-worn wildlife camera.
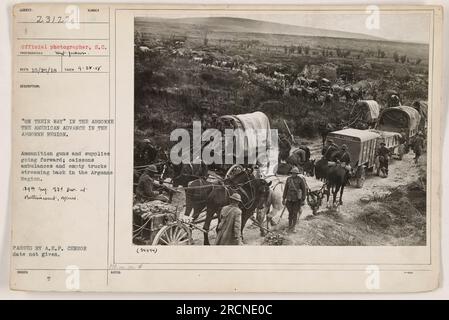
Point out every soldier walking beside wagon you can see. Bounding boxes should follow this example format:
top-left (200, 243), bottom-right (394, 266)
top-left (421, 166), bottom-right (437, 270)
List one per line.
top-left (215, 193), bottom-right (244, 245)
top-left (282, 167), bottom-right (307, 233)
top-left (412, 132), bottom-right (426, 164)
top-left (376, 141), bottom-right (391, 177)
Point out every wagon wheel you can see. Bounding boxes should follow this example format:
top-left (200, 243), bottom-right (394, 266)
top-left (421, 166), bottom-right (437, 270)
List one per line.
top-left (152, 223), bottom-right (193, 245)
top-left (355, 166), bottom-right (366, 188)
top-left (225, 164), bottom-right (245, 179)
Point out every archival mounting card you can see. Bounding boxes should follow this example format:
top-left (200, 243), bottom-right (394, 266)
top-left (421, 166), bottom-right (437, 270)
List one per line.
top-left (10, 3), bottom-right (442, 292)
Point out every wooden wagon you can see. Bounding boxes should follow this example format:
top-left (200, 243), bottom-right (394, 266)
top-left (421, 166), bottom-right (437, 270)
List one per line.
top-left (133, 202), bottom-right (200, 245)
top-left (377, 106), bottom-right (422, 140)
top-left (350, 100), bottom-right (381, 128)
top-left (217, 111), bottom-right (277, 178)
top-left (326, 128), bottom-right (380, 188)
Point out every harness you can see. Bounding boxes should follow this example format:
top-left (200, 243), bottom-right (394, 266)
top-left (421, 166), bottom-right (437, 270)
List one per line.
top-left (306, 183), bottom-right (326, 212)
top-left (183, 175), bottom-right (262, 210)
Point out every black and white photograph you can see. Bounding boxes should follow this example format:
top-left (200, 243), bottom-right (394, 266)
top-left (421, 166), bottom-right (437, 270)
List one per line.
top-left (132, 11), bottom-right (429, 247)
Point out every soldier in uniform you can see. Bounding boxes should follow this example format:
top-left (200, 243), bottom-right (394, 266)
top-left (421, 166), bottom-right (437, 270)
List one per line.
top-left (321, 139), bottom-right (331, 156)
top-left (278, 133), bottom-right (292, 163)
top-left (412, 131), bottom-right (425, 164)
top-left (215, 193), bottom-right (244, 245)
top-left (376, 142), bottom-right (392, 176)
top-left (136, 165), bottom-right (169, 202)
top-left (282, 167), bottom-right (307, 233)
top-left (336, 144), bottom-right (351, 165)
top-left (210, 113), bottom-right (219, 127)
top-left (140, 139), bottom-right (158, 165)
top-left (388, 94), bottom-right (401, 108)
top-left (322, 139), bottom-right (339, 161)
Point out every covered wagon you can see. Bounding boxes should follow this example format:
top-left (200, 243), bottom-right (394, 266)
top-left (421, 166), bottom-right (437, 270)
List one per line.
top-left (377, 106), bottom-right (422, 139)
top-left (217, 111), bottom-right (277, 176)
top-left (350, 100), bottom-right (381, 128)
top-left (412, 100), bottom-right (428, 132)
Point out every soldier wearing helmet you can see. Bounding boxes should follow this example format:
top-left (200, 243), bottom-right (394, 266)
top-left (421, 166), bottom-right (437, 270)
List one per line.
top-left (136, 165), bottom-right (169, 202)
top-left (282, 167), bottom-right (307, 233)
top-left (215, 193), bottom-right (244, 245)
top-left (412, 132), bottom-right (425, 164)
top-left (337, 144), bottom-right (351, 166)
top-left (376, 141), bottom-right (392, 176)
top-left (322, 139), bottom-right (339, 161)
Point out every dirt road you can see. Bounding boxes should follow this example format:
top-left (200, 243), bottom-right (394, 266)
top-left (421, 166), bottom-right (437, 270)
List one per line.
top-left (177, 138), bottom-right (426, 246)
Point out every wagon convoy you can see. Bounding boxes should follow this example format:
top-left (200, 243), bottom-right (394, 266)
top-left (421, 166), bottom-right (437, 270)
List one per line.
top-left (133, 102), bottom-right (426, 245)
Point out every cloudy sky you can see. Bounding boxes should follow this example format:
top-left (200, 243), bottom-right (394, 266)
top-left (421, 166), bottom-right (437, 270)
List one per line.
top-left (140, 10), bottom-right (432, 44)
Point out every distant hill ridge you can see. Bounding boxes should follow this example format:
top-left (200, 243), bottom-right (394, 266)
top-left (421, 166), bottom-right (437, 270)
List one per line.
top-left (136, 16), bottom-right (386, 41)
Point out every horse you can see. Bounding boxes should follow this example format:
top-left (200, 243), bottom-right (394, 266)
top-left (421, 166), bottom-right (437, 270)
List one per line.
top-left (318, 123), bottom-right (337, 147)
top-left (171, 161), bottom-right (208, 187)
top-left (314, 157), bottom-right (329, 181)
top-left (255, 179), bottom-right (284, 236)
top-left (184, 171), bottom-right (272, 245)
top-left (286, 148), bottom-right (314, 176)
top-left (301, 159), bottom-right (316, 177)
top-left (325, 165), bottom-right (349, 206)
top-left (286, 149), bottom-right (306, 165)
top-left (159, 159), bottom-right (208, 188)
top-left (278, 136), bottom-right (292, 163)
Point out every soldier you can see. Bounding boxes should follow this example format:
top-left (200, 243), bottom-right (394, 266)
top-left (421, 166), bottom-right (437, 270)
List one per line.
top-left (412, 131), bottom-right (425, 164)
top-left (201, 113), bottom-right (210, 129)
top-left (252, 162), bottom-right (263, 179)
top-left (282, 167), bottom-right (307, 233)
top-left (210, 113), bottom-right (219, 128)
top-left (337, 144), bottom-right (351, 165)
top-left (397, 130), bottom-right (408, 159)
top-left (278, 133), bottom-right (292, 163)
top-left (215, 193), bottom-right (244, 245)
top-left (321, 139), bottom-right (331, 156)
top-left (376, 142), bottom-right (392, 176)
top-left (388, 94), bottom-right (401, 108)
top-left (136, 165), bottom-right (169, 203)
top-left (141, 139), bottom-right (158, 164)
top-left (322, 139), bottom-right (339, 161)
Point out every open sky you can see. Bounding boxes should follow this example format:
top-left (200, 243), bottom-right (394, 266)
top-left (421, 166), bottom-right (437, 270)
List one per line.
top-left (139, 10), bottom-right (432, 44)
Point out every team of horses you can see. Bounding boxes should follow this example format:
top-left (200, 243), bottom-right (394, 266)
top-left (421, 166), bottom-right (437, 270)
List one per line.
top-left (133, 142), bottom-right (352, 244)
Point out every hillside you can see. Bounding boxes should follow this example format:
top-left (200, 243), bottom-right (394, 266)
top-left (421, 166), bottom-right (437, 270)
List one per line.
top-left (169, 16), bottom-right (384, 41)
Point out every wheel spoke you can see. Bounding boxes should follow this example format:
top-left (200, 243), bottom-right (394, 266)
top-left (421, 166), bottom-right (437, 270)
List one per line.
top-left (174, 227), bottom-right (183, 241)
top-left (161, 228), bottom-right (172, 243)
top-left (177, 232), bottom-right (188, 241)
top-left (178, 227), bottom-right (188, 241)
top-left (167, 227), bottom-right (174, 241)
